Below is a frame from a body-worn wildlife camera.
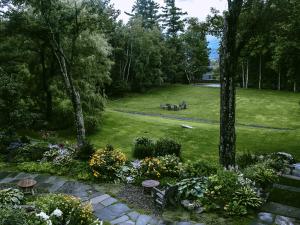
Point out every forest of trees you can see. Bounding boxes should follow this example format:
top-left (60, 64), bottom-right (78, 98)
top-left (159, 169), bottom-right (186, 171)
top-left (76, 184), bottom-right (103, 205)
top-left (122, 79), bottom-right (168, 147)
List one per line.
top-left (0, 0), bottom-right (299, 147)
top-left (0, 0), bottom-right (210, 138)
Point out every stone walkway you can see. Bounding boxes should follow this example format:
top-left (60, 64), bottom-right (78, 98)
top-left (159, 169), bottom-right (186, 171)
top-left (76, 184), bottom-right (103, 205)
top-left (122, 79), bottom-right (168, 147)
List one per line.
top-left (251, 173), bottom-right (300, 225)
top-left (0, 171), bottom-right (203, 225)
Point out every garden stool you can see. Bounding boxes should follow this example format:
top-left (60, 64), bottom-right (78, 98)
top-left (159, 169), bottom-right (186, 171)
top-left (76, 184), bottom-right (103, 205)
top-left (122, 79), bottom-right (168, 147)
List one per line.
top-left (17, 179), bottom-right (37, 195)
top-left (142, 180), bottom-right (160, 196)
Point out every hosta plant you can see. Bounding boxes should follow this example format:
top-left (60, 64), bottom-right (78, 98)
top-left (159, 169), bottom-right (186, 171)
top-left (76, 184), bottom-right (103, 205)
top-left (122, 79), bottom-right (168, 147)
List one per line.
top-left (176, 177), bottom-right (208, 200)
top-left (0, 188), bottom-right (24, 206)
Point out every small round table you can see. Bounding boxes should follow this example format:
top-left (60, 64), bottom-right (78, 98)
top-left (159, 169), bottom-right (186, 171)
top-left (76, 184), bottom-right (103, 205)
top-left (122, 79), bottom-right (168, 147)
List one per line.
top-left (17, 179), bottom-right (37, 195)
top-left (142, 180), bottom-right (160, 195)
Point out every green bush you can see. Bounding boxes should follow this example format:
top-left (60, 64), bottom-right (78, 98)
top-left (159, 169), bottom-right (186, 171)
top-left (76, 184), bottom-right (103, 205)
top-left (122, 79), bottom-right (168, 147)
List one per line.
top-left (140, 157), bottom-right (162, 179)
top-left (0, 207), bottom-right (29, 225)
top-left (243, 161), bottom-right (278, 188)
top-left (133, 137), bottom-right (155, 159)
top-left (89, 145), bottom-right (127, 181)
top-left (158, 154), bottom-right (182, 177)
top-left (204, 170), bottom-right (240, 208)
top-left (0, 129), bottom-right (18, 153)
top-left (176, 177), bottom-right (208, 200)
top-left (0, 188), bottom-right (24, 206)
top-left (20, 135), bottom-right (31, 144)
top-left (232, 186), bottom-right (263, 209)
top-left (203, 170), bottom-right (262, 216)
top-left (84, 116), bottom-right (99, 134)
top-left (236, 152), bottom-right (259, 169)
top-left (155, 138), bottom-right (181, 157)
top-left (77, 141), bottom-right (95, 160)
top-left (181, 160), bottom-right (218, 178)
top-left (8, 142), bottom-right (49, 162)
top-left (34, 193), bottom-right (100, 225)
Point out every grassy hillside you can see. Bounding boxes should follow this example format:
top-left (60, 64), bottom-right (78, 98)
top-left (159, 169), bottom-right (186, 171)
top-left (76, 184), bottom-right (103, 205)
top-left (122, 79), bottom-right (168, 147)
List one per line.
top-left (88, 85), bottom-right (300, 162)
top-left (109, 85), bottom-right (300, 129)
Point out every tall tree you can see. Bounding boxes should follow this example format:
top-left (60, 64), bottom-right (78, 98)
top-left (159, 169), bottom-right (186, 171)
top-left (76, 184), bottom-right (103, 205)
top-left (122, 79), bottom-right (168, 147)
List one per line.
top-left (182, 18), bottom-right (209, 83)
top-left (161, 0), bottom-right (187, 38)
top-left (132, 0), bottom-right (160, 29)
top-left (219, 0), bottom-right (244, 167)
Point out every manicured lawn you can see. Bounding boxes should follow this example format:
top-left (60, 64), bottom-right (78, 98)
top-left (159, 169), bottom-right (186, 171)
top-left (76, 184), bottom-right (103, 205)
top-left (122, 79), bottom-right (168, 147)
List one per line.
top-left (109, 85), bottom-right (300, 129)
top-left (90, 110), bottom-right (300, 162)
top-left (88, 85), bottom-right (300, 161)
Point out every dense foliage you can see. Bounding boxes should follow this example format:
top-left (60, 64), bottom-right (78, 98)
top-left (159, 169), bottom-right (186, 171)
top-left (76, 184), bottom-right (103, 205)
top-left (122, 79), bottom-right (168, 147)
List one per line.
top-left (89, 145), bottom-right (127, 180)
top-left (133, 136), bottom-right (181, 159)
top-left (0, 0), bottom-right (210, 138)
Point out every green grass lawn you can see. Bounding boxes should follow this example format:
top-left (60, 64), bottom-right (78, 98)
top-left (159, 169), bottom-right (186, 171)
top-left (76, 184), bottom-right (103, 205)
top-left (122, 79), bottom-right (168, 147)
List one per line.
top-left (88, 85), bottom-right (300, 161)
top-left (109, 85), bottom-right (300, 129)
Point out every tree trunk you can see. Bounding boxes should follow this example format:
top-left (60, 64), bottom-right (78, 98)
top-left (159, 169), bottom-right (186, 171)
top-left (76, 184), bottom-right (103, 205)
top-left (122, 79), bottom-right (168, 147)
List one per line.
top-left (259, 55), bottom-right (262, 89)
top-left (246, 59), bottom-right (249, 88)
top-left (278, 70), bottom-right (281, 91)
top-left (219, 0), bottom-right (242, 168)
top-left (54, 45), bottom-right (86, 146)
top-left (241, 61), bottom-right (245, 88)
top-left (294, 81), bottom-right (297, 93)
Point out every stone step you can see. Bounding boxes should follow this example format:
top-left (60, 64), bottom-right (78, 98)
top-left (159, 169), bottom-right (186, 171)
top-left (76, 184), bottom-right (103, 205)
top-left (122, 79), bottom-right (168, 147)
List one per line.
top-left (281, 174), bottom-right (300, 181)
top-left (262, 202), bottom-right (300, 220)
top-left (273, 183), bottom-right (300, 193)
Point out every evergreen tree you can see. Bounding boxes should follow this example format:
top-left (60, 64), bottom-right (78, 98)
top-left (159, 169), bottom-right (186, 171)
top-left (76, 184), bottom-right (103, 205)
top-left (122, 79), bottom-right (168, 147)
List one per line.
top-left (132, 0), bottom-right (160, 29)
top-left (161, 0), bottom-right (187, 38)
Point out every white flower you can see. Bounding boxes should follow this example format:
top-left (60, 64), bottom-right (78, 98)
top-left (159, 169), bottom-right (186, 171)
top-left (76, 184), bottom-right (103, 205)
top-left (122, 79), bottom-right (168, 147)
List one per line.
top-left (36, 211), bottom-right (50, 221)
top-left (131, 160), bottom-right (141, 169)
top-left (46, 220), bottom-right (52, 225)
top-left (51, 208), bottom-right (63, 217)
top-left (126, 176), bottom-right (134, 183)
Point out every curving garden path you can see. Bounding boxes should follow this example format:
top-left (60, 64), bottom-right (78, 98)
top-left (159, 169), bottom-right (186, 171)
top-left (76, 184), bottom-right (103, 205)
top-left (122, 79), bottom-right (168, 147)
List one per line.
top-left (0, 171), bottom-right (203, 225)
top-left (1, 171), bottom-right (300, 225)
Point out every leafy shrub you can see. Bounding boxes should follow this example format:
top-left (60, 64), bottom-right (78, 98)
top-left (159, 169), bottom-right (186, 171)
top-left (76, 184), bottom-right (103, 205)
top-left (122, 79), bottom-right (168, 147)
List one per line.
top-left (243, 161), bottom-right (278, 188)
top-left (158, 154), bottom-right (182, 177)
top-left (42, 144), bottom-right (75, 166)
top-left (133, 137), bottom-right (155, 159)
top-left (116, 160), bottom-right (141, 184)
top-left (51, 100), bottom-right (74, 130)
top-left (176, 177), bottom-right (208, 200)
top-left (84, 116), bottom-right (99, 134)
top-left (224, 201), bottom-right (247, 216)
top-left (236, 152), bottom-right (259, 169)
top-left (204, 170), bottom-right (240, 208)
top-left (0, 188), bottom-right (24, 206)
top-left (232, 186), bottom-right (263, 209)
top-left (203, 170), bottom-right (262, 216)
top-left (140, 157), bottom-right (162, 179)
top-left (20, 135), bottom-right (31, 144)
top-left (181, 160), bottom-right (218, 178)
top-left (0, 129), bottom-right (18, 154)
top-left (89, 145), bottom-right (127, 181)
top-left (8, 142), bottom-right (49, 162)
top-left (224, 186), bottom-right (263, 216)
top-left (76, 141), bottom-right (95, 160)
top-left (155, 138), bottom-right (181, 157)
top-left (0, 207), bottom-right (29, 225)
top-left (34, 193), bottom-right (100, 225)
top-left (267, 152), bottom-right (295, 172)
